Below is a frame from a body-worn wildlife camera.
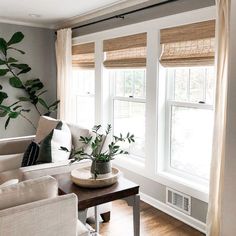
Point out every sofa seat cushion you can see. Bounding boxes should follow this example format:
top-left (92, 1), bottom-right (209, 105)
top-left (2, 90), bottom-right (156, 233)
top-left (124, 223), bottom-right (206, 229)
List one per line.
top-left (0, 169), bottom-right (23, 184)
top-left (0, 179), bottom-right (19, 188)
top-left (0, 176), bottom-right (58, 210)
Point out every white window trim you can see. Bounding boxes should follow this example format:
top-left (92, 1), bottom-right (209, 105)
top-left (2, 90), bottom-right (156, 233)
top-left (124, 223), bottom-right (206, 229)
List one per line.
top-left (72, 6), bottom-right (215, 203)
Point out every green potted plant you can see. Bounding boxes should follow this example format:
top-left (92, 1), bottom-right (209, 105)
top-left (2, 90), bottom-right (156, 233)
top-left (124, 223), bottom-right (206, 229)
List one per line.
top-left (63, 124), bottom-right (135, 179)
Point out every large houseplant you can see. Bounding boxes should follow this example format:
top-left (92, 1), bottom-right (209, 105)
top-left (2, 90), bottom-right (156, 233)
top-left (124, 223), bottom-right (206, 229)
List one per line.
top-left (0, 32), bottom-right (59, 130)
top-left (64, 124), bottom-right (135, 179)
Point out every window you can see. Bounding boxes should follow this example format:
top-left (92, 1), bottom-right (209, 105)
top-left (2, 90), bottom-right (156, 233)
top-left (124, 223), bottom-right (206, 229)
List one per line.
top-left (71, 42), bottom-right (95, 128)
top-left (71, 68), bottom-right (95, 128)
top-left (110, 69), bottom-right (146, 159)
top-left (165, 66), bottom-right (215, 180)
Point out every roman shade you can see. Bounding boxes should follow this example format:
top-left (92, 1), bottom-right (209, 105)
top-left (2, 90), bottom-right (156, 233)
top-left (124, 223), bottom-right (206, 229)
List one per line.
top-left (103, 33), bottom-right (147, 68)
top-left (72, 42), bottom-right (95, 69)
top-left (159, 20), bottom-right (216, 67)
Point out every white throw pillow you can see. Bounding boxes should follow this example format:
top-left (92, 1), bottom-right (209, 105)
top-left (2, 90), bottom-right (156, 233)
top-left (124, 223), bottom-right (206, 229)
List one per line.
top-left (0, 179), bottom-right (19, 188)
top-left (36, 121), bottom-right (72, 164)
top-left (51, 128), bottom-right (71, 162)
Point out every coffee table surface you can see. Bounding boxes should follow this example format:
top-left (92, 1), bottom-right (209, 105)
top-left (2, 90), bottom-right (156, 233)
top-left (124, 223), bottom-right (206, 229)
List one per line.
top-left (53, 172), bottom-right (139, 210)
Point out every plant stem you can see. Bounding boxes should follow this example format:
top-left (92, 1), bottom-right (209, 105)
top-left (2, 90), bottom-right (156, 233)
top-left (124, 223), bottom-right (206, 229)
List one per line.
top-left (20, 113), bottom-right (37, 130)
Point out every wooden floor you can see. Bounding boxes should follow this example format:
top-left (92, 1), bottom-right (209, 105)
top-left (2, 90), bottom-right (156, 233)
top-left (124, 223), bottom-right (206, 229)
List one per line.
top-left (91, 200), bottom-right (205, 236)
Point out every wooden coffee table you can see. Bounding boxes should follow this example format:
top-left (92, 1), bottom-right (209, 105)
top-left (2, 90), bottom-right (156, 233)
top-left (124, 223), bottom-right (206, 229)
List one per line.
top-left (53, 172), bottom-right (140, 236)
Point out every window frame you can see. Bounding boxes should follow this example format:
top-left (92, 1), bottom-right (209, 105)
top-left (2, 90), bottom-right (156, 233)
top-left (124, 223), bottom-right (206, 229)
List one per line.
top-left (164, 67), bottom-right (215, 184)
top-left (109, 68), bottom-right (147, 160)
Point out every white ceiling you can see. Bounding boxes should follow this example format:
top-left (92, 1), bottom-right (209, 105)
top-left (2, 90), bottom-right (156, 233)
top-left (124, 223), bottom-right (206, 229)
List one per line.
top-left (0, 0), bottom-right (132, 28)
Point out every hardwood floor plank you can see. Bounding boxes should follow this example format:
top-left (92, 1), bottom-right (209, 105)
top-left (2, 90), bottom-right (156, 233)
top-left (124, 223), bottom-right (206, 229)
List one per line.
top-left (90, 200), bottom-right (205, 236)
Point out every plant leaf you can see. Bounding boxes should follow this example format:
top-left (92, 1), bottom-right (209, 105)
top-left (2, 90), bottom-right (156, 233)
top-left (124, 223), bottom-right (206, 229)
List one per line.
top-left (38, 98), bottom-right (49, 109)
top-left (7, 32), bottom-right (24, 46)
top-left (9, 111), bottom-right (19, 118)
top-left (0, 69), bottom-right (9, 76)
top-left (11, 63), bottom-right (29, 70)
top-left (5, 117), bottom-right (10, 129)
top-left (17, 67), bottom-right (31, 75)
top-left (8, 47), bottom-right (25, 54)
top-left (0, 38), bottom-right (7, 56)
top-left (9, 77), bottom-right (23, 88)
top-left (7, 57), bottom-right (18, 63)
top-left (18, 96), bottom-right (31, 102)
top-left (0, 58), bottom-right (6, 65)
top-left (0, 91), bottom-right (8, 104)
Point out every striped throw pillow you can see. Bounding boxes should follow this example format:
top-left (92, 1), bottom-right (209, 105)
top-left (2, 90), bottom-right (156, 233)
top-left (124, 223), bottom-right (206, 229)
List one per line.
top-left (21, 141), bottom-right (40, 167)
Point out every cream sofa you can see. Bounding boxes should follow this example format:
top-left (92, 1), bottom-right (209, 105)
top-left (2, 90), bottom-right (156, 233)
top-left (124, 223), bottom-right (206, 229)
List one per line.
top-left (0, 116), bottom-right (111, 222)
top-left (0, 176), bottom-right (89, 236)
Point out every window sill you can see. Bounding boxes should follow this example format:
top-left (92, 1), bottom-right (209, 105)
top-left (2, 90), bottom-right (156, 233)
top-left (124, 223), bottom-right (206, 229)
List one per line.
top-left (113, 155), bottom-right (209, 203)
top-left (157, 170), bottom-right (209, 203)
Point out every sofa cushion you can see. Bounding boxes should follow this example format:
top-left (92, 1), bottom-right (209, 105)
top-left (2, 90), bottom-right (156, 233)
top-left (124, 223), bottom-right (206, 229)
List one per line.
top-left (0, 176), bottom-right (58, 210)
top-left (21, 141), bottom-right (40, 167)
top-left (77, 220), bottom-right (90, 236)
top-left (35, 116), bottom-right (59, 143)
top-left (36, 121), bottom-right (72, 164)
top-left (68, 123), bottom-right (89, 150)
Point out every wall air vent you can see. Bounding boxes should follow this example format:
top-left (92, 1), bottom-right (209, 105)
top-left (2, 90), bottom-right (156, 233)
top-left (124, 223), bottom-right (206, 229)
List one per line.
top-left (166, 188), bottom-right (191, 215)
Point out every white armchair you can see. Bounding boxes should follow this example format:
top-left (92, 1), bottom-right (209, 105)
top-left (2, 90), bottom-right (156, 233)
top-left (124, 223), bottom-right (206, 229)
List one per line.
top-left (0, 176), bottom-right (89, 236)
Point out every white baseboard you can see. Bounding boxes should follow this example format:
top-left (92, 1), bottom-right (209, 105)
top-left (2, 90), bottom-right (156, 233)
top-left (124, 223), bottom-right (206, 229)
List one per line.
top-left (140, 192), bottom-right (206, 234)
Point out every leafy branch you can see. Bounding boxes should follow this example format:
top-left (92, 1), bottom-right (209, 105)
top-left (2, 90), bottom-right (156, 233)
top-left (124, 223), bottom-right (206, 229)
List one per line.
top-left (0, 32), bottom-right (59, 129)
top-left (62, 124), bottom-right (135, 164)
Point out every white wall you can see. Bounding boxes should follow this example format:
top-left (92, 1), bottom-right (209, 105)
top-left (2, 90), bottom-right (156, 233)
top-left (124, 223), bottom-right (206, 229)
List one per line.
top-left (221, 0), bottom-right (236, 235)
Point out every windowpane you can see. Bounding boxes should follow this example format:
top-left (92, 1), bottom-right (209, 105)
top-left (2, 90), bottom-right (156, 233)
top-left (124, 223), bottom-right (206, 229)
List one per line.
top-left (206, 67), bottom-right (215, 105)
top-left (189, 68), bottom-right (205, 103)
top-left (72, 69), bottom-right (95, 128)
top-left (174, 68), bottom-right (189, 101)
top-left (75, 96), bottom-right (94, 128)
top-left (170, 106), bottom-right (213, 179)
top-left (114, 100), bottom-right (145, 158)
top-left (114, 69), bottom-right (146, 98)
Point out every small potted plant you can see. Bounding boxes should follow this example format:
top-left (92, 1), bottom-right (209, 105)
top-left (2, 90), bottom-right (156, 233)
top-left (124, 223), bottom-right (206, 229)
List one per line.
top-left (64, 124), bottom-right (135, 179)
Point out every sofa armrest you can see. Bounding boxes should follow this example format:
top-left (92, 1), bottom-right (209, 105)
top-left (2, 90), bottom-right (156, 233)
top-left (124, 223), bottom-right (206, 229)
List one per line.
top-left (0, 135), bottom-right (35, 155)
top-left (21, 160), bottom-right (90, 180)
top-left (0, 194), bottom-right (87, 236)
top-left (0, 153), bottom-right (23, 173)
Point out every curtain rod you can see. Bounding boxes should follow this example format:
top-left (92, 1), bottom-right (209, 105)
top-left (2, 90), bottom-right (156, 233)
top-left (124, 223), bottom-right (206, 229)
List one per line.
top-left (71, 0), bottom-right (180, 30)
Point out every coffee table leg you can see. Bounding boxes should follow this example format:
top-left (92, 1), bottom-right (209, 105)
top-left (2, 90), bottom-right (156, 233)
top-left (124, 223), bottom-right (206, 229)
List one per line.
top-left (95, 205), bottom-right (100, 233)
top-left (124, 194), bottom-right (140, 236)
top-left (133, 195), bottom-right (140, 236)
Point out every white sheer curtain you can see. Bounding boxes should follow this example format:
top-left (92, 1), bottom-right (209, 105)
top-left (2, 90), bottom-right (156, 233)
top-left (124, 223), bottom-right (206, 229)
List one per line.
top-left (55, 28), bottom-right (72, 121)
top-left (206, 0), bottom-right (230, 235)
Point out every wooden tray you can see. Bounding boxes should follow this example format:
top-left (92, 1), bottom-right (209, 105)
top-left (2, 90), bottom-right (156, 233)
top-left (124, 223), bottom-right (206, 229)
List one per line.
top-left (71, 167), bottom-right (121, 188)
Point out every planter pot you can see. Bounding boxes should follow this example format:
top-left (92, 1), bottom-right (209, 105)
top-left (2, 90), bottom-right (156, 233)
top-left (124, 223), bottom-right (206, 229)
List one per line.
top-left (91, 161), bottom-right (112, 179)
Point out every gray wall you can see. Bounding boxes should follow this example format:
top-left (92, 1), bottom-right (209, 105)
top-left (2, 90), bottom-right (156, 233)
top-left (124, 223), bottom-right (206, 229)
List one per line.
top-left (0, 23), bottom-right (56, 139)
top-left (118, 166), bottom-right (208, 223)
top-left (73, 0), bottom-right (215, 37)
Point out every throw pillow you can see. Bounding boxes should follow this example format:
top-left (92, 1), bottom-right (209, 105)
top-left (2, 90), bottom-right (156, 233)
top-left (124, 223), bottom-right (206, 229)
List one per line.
top-left (36, 121), bottom-right (72, 164)
top-left (21, 141), bottom-right (40, 167)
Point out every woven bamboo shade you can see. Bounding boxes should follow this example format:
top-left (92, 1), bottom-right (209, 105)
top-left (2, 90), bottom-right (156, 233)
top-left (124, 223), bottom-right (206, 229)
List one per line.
top-left (160, 20), bottom-right (216, 67)
top-left (103, 33), bottom-right (147, 68)
top-left (72, 42), bottom-right (95, 68)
